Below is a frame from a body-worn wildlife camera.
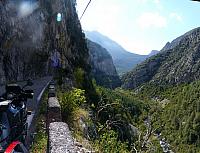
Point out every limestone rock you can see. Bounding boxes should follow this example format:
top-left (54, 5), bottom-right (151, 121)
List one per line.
top-left (87, 40), bottom-right (121, 88)
top-left (122, 27), bottom-right (200, 89)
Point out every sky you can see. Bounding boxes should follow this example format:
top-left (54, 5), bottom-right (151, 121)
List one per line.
top-left (76, 0), bottom-right (200, 55)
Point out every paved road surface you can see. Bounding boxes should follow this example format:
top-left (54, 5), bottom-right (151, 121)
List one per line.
top-left (0, 76), bottom-right (52, 149)
top-left (0, 76), bottom-right (52, 112)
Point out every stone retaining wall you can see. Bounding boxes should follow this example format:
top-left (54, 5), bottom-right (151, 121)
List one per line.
top-left (47, 97), bottom-right (62, 126)
top-left (47, 85), bottom-right (93, 153)
top-left (48, 122), bottom-right (75, 153)
top-left (47, 86), bottom-right (76, 153)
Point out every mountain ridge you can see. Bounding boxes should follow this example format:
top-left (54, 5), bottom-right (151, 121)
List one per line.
top-left (122, 27), bottom-right (200, 89)
top-left (85, 31), bottom-right (151, 75)
top-left (161, 27), bottom-right (200, 51)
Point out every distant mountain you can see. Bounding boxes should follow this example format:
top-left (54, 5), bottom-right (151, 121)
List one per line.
top-left (87, 39), bottom-right (121, 88)
top-left (85, 31), bottom-right (148, 75)
top-left (122, 27), bottom-right (200, 89)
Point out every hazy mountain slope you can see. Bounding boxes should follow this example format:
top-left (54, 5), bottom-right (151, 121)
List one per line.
top-left (122, 27), bottom-right (200, 89)
top-left (85, 31), bottom-right (148, 75)
top-left (87, 40), bottom-right (121, 88)
top-left (148, 50), bottom-right (159, 56)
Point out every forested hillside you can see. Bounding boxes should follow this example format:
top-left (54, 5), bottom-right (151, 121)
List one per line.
top-left (136, 81), bottom-right (200, 152)
top-left (122, 27), bottom-right (200, 89)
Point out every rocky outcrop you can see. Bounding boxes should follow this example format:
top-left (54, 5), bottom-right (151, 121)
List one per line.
top-left (122, 27), bottom-right (200, 89)
top-left (0, 0), bottom-right (90, 87)
top-left (161, 27), bottom-right (200, 51)
top-left (148, 50), bottom-right (159, 57)
top-left (87, 40), bottom-right (121, 88)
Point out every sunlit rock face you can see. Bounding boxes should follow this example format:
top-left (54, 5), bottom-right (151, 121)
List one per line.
top-left (0, 0), bottom-right (90, 85)
top-left (87, 40), bottom-right (121, 88)
top-left (122, 27), bottom-right (200, 89)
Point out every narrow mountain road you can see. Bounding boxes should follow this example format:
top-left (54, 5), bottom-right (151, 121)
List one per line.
top-left (0, 76), bottom-right (52, 149)
top-left (25, 77), bottom-right (52, 128)
top-left (25, 77), bottom-right (52, 149)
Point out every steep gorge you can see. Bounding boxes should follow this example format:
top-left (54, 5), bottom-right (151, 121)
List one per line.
top-left (87, 40), bottom-right (121, 88)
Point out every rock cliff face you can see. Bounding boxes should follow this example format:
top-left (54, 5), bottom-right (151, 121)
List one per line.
top-left (0, 1), bottom-right (48, 84)
top-left (122, 27), bottom-right (200, 89)
top-left (87, 40), bottom-right (121, 88)
top-left (0, 0), bottom-right (90, 86)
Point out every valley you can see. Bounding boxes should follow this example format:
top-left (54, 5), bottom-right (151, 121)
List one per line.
top-left (85, 31), bottom-right (158, 75)
top-left (79, 27), bottom-right (200, 152)
top-left (0, 0), bottom-right (200, 152)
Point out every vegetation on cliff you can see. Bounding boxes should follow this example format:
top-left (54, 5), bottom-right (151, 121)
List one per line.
top-left (58, 75), bottom-right (200, 153)
top-left (122, 27), bottom-right (200, 89)
top-left (136, 81), bottom-right (200, 153)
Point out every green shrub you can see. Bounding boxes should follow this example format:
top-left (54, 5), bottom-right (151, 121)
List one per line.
top-left (74, 68), bottom-right (85, 88)
top-left (59, 88), bottom-right (86, 120)
top-left (94, 130), bottom-right (129, 153)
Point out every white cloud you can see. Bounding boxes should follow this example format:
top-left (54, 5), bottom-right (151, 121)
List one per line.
top-left (137, 12), bottom-right (167, 29)
top-left (76, 0), bottom-right (166, 55)
top-left (154, 0), bottom-right (160, 4)
top-left (136, 0), bottom-right (163, 10)
top-left (170, 13), bottom-right (183, 22)
top-left (137, 0), bottom-right (160, 4)
top-left (121, 39), bottom-right (150, 55)
top-left (136, 0), bottom-right (148, 3)
top-left (76, 0), bottom-right (122, 38)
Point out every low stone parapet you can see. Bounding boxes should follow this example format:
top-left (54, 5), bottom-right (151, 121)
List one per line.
top-left (47, 97), bottom-right (62, 126)
top-left (48, 122), bottom-right (75, 153)
top-left (47, 86), bottom-right (93, 153)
